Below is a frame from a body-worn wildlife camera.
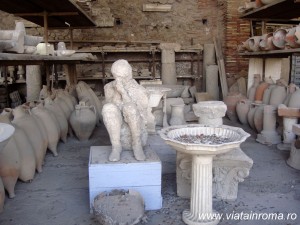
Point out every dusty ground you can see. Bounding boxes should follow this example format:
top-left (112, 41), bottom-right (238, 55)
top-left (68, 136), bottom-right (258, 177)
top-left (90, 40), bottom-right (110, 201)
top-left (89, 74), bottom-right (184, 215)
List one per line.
top-left (0, 120), bottom-right (299, 225)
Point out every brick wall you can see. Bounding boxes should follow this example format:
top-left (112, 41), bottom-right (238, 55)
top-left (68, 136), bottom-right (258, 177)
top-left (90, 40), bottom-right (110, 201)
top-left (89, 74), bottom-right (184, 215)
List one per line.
top-left (224, 0), bottom-right (250, 80)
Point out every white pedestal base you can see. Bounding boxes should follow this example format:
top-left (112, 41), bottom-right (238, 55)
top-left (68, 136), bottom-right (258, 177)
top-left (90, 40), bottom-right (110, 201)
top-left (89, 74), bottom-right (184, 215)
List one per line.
top-left (89, 146), bottom-right (162, 211)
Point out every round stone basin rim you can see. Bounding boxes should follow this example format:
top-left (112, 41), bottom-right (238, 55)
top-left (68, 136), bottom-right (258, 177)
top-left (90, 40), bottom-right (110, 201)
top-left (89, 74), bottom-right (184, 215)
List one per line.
top-left (159, 124), bottom-right (250, 153)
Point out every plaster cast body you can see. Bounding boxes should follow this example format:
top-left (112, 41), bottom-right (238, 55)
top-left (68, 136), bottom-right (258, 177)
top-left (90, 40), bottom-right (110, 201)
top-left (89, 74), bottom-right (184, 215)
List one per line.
top-left (102, 60), bottom-right (149, 161)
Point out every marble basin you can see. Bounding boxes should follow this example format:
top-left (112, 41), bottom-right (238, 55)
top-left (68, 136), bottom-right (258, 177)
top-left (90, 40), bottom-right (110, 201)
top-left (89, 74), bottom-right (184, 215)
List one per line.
top-left (0, 123), bottom-right (15, 151)
top-left (159, 124), bottom-right (250, 155)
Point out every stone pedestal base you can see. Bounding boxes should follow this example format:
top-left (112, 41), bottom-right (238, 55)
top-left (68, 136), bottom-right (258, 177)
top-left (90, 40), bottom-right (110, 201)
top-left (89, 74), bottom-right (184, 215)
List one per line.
top-left (256, 131), bottom-right (281, 145)
top-left (176, 148), bottom-right (253, 200)
top-left (287, 141), bottom-right (300, 170)
top-left (89, 146), bottom-right (162, 211)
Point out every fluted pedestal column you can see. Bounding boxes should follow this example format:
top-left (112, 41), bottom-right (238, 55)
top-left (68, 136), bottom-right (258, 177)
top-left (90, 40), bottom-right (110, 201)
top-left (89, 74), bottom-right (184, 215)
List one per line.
top-left (256, 105), bottom-right (281, 145)
top-left (183, 155), bottom-right (220, 225)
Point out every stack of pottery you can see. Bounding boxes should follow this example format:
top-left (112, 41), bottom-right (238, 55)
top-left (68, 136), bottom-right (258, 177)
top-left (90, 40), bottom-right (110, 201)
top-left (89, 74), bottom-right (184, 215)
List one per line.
top-left (70, 101), bottom-right (97, 141)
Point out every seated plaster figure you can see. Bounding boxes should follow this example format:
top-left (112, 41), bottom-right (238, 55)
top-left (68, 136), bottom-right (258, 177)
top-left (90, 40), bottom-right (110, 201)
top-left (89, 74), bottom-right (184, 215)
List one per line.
top-left (102, 59), bottom-right (149, 161)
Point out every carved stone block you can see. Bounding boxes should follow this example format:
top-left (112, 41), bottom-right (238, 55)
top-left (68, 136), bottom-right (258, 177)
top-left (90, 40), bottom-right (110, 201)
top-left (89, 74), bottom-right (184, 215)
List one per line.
top-left (176, 147), bottom-right (253, 201)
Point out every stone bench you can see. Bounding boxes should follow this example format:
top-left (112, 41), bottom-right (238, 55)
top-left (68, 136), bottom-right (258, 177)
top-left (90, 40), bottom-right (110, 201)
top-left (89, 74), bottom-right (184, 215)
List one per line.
top-left (176, 147), bottom-right (253, 201)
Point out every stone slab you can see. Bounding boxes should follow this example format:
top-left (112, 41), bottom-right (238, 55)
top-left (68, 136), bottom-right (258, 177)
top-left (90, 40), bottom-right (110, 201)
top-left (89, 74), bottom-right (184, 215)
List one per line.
top-left (89, 146), bottom-right (162, 211)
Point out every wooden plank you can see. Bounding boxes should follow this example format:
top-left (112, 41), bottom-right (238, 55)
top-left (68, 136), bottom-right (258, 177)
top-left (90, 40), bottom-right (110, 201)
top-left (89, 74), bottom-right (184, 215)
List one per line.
top-left (213, 37), bottom-right (228, 98)
top-left (247, 58), bottom-right (263, 91)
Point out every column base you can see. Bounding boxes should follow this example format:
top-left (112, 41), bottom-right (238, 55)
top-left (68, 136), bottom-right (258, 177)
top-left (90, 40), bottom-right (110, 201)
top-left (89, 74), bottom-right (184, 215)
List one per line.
top-left (182, 209), bottom-right (220, 225)
top-left (256, 131), bottom-right (281, 145)
top-left (277, 143), bottom-right (291, 151)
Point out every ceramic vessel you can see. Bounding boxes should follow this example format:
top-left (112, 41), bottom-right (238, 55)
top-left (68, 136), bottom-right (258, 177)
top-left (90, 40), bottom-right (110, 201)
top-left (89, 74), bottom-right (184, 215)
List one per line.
top-left (272, 29), bottom-right (287, 49)
top-left (12, 106), bottom-right (45, 173)
top-left (261, 0), bottom-right (277, 4)
top-left (44, 97), bottom-right (68, 143)
top-left (259, 33), bottom-right (276, 50)
top-left (262, 84), bottom-right (276, 104)
top-left (285, 27), bottom-right (300, 48)
top-left (70, 101), bottom-right (97, 141)
top-left (254, 104), bottom-right (265, 133)
top-left (32, 105), bottom-right (60, 156)
top-left (247, 74), bottom-right (261, 101)
top-left (248, 36), bottom-right (262, 52)
top-left (269, 85), bottom-right (287, 106)
top-left (255, 82), bottom-right (269, 103)
top-left (284, 83), bottom-right (298, 106)
top-left (169, 104), bottom-right (186, 126)
top-left (247, 104), bottom-right (256, 129)
top-left (224, 93), bottom-right (246, 121)
top-left (288, 89), bottom-right (300, 108)
top-left (13, 126), bottom-right (36, 182)
top-left (0, 135), bottom-right (20, 198)
top-left (236, 99), bottom-right (252, 124)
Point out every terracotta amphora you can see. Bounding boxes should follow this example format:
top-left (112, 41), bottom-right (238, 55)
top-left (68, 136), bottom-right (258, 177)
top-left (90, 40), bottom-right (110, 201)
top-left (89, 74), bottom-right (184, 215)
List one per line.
top-left (0, 134), bottom-right (20, 198)
top-left (224, 92), bottom-right (247, 121)
top-left (262, 84), bottom-right (276, 104)
top-left (288, 89), bottom-right (300, 108)
top-left (12, 106), bottom-right (45, 173)
top-left (269, 85), bottom-right (287, 106)
top-left (272, 29), bottom-right (287, 49)
top-left (0, 177), bottom-right (4, 213)
top-left (13, 126), bottom-right (36, 182)
top-left (247, 74), bottom-right (261, 101)
top-left (285, 27), bottom-right (300, 48)
top-left (32, 105), bottom-right (60, 156)
top-left (284, 83), bottom-right (298, 106)
top-left (44, 97), bottom-right (68, 143)
top-left (255, 82), bottom-right (269, 103)
top-left (254, 104), bottom-right (265, 133)
top-left (236, 99), bottom-right (252, 124)
top-left (76, 81), bottom-right (103, 123)
top-left (70, 101), bottom-right (97, 141)
top-left (247, 104), bottom-right (257, 129)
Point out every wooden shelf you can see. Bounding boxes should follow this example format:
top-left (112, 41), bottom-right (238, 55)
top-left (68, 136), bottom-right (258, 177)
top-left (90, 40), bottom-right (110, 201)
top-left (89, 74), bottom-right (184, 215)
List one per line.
top-left (240, 0), bottom-right (300, 20)
top-left (239, 48), bottom-right (300, 57)
top-left (0, 0), bottom-right (95, 28)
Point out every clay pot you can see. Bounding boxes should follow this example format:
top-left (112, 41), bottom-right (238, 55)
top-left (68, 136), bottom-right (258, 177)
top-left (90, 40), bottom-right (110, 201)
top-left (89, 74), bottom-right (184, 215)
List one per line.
top-left (285, 27), bottom-right (300, 48)
top-left (54, 95), bottom-right (73, 119)
top-left (247, 74), bottom-right (261, 101)
top-left (262, 84), bottom-right (276, 104)
top-left (254, 104), bottom-right (265, 133)
top-left (39, 85), bottom-right (50, 100)
top-left (32, 105), bottom-right (60, 156)
top-left (288, 89), bottom-right (300, 108)
top-left (56, 90), bottom-right (74, 112)
top-left (236, 99), bottom-right (251, 124)
top-left (248, 36), bottom-right (262, 52)
top-left (0, 135), bottom-right (20, 198)
top-left (0, 177), bottom-right (4, 213)
top-left (259, 33), bottom-right (275, 51)
top-left (70, 101), bottom-right (97, 141)
top-left (284, 83), bottom-right (298, 106)
top-left (44, 97), bottom-right (68, 143)
top-left (255, 82), bottom-right (269, 103)
top-left (12, 106), bottom-right (45, 173)
top-left (247, 104), bottom-right (256, 129)
top-left (272, 29), bottom-right (287, 49)
top-left (13, 126), bottom-right (36, 182)
top-left (269, 85), bottom-right (287, 106)
top-left (224, 93), bottom-right (246, 121)
top-left (76, 81), bottom-right (103, 124)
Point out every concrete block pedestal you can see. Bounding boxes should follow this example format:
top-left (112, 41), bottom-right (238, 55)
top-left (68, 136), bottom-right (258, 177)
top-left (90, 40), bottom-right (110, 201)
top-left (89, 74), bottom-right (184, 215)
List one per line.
top-left (89, 146), bottom-right (162, 212)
